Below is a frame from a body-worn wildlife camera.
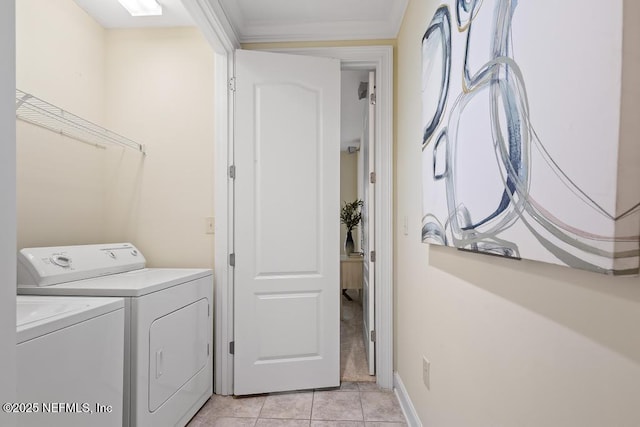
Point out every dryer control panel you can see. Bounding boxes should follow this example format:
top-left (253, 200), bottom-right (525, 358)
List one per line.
top-left (18, 243), bottom-right (146, 287)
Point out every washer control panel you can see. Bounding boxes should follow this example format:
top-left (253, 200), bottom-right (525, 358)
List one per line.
top-left (18, 243), bottom-right (146, 287)
top-left (50, 255), bottom-right (72, 268)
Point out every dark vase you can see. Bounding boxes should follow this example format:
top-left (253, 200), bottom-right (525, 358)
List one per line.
top-left (344, 230), bottom-right (355, 255)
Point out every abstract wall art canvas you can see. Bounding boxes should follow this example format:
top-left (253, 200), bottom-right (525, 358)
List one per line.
top-left (421, 0), bottom-right (640, 275)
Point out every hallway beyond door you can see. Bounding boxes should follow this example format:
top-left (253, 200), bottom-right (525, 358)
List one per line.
top-left (341, 289), bottom-right (376, 382)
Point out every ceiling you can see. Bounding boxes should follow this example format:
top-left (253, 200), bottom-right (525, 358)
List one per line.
top-left (73, 0), bottom-right (408, 42)
top-left (70, 1), bottom-right (388, 149)
top-left (218, 0), bottom-right (409, 43)
top-left (72, 0), bottom-right (194, 28)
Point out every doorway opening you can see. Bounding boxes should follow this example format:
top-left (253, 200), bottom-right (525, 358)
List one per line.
top-left (340, 69), bottom-right (375, 383)
top-left (205, 39), bottom-right (394, 395)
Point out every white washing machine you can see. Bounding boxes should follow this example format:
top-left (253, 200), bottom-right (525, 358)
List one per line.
top-left (17, 243), bottom-right (213, 427)
top-left (16, 295), bottom-right (125, 427)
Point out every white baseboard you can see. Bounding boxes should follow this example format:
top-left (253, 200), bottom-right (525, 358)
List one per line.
top-left (394, 371), bottom-right (422, 427)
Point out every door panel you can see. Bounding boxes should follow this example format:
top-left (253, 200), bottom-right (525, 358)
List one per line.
top-left (234, 49), bottom-right (341, 395)
top-left (255, 83), bottom-right (320, 276)
top-left (255, 291), bottom-right (321, 360)
top-left (361, 72), bottom-right (376, 376)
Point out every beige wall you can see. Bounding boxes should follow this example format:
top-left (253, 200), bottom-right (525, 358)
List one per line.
top-left (395, 1), bottom-right (640, 426)
top-left (16, 0), bottom-right (108, 249)
top-left (340, 151), bottom-right (358, 253)
top-left (104, 28), bottom-right (215, 268)
top-left (16, 0), bottom-right (215, 268)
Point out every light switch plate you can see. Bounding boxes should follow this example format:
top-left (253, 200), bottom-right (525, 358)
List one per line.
top-left (205, 217), bottom-right (215, 234)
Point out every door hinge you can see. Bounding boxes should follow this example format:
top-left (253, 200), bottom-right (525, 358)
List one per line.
top-left (370, 330), bottom-right (376, 342)
top-left (207, 304), bottom-right (210, 317)
top-left (229, 77), bottom-right (236, 92)
top-left (370, 250), bottom-right (376, 262)
top-left (229, 165), bottom-right (236, 179)
top-left (370, 172), bottom-right (376, 184)
top-left (207, 343), bottom-right (210, 356)
top-left (229, 341), bottom-right (235, 355)
top-left (229, 253), bottom-right (236, 267)
top-left (370, 91), bottom-right (376, 105)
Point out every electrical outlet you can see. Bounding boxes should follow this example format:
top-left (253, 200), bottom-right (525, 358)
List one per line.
top-left (205, 217), bottom-right (215, 234)
top-left (422, 356), bottom-right (430, 390)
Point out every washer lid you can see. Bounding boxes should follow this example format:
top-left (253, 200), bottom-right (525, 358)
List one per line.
top-left (18, 268), bottom-right (213, 297)
top-left (16, 295), bottom-right (124, 343)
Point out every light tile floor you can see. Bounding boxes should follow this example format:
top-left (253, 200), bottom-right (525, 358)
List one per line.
top-left (187, 382), bottom-right (407, 427)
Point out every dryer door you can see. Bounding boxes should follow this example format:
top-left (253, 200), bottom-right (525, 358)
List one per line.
top-left (148, 298), bottom-right (209, 411)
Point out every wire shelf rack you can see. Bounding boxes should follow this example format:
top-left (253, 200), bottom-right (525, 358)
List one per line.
top-left (15, 89), bottom-right (146, 154)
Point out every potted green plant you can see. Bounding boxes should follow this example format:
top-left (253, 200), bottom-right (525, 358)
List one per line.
top-left (340, 199), bottom-right (363, 256)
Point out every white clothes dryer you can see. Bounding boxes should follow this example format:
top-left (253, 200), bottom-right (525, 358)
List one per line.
top-left (17, 243), bottom-right (213, 427)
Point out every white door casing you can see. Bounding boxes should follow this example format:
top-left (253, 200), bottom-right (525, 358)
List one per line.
top-left (0, 1), bottom-right (16, 423)
top-left (361, 72), bottom-right (376, 376)
top-left (187, 6), bottom-right (395, 388)
top-left (179, 0), bottom-right (240, 396)
top-left (233, 49), bottom-right (341, 395)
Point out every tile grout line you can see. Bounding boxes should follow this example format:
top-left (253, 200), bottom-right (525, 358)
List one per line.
top-left (254, 394), bottom-right (267, 426)
top-left (200, 384), bottom-right (407, 427)
top-left (358, 387), bottom-right (366, 424)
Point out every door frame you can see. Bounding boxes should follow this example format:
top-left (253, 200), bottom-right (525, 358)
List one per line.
top-left (243, 45), bottom-right (394, 393)
top-left (181, 0), bottom-right (240, 396)
top-left (182, 0), bottom-right (394, 395)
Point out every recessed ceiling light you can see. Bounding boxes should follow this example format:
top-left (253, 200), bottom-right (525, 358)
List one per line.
top-left (118, 0), bottom-right (162, 17)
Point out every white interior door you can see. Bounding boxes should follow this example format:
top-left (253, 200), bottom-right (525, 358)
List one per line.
top-left (233, 49), bottom-right (341, 395)
top-left (361, 72), bottom-right (376, 376)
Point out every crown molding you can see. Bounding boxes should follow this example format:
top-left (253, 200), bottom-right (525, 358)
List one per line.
top-left (220, 0), bottom-right (407, 44)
